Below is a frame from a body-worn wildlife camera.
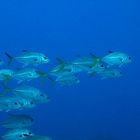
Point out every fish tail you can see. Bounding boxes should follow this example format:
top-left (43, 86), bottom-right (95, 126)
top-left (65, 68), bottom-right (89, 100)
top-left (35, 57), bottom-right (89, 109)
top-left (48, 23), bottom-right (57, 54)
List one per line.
top-left (5, 52), bottom-right (14, 65)
top-left (1, 81), bottom-right (10, 95)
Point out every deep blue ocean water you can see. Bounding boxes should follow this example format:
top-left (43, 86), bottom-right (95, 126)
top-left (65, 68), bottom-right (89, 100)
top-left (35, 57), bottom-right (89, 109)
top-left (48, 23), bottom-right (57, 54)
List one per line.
top-left (0, 0), bottom-right (140, 140)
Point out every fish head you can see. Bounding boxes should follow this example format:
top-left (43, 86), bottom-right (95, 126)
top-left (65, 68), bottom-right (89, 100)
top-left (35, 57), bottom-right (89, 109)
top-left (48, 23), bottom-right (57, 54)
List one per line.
top-left (41, 55), bottom-right (50, 63)
top-left (123, 55), bottom-right (132, 64)
top-left (38, 94), bottom-right (50, 103)
top-left (111, 70), bottom-right (123, 78)
top-left (19, 99), bottom-right (36, 108)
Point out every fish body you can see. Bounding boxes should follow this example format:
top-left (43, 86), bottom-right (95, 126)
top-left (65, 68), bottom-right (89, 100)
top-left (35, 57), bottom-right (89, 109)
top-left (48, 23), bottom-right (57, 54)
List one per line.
top-left (0, 96), bottom-right (22, 112)
top-left (102, 51), bottom-right (131, 67)
top-left (13, 68), bottom-right (45, 83)
top-left (17, 97), bottom-right (36, 109)
top-left (55, 75), bottom-right (80, 86)
top-left (5, 52), bottom-right (49, 66)
top-left (88, 63), bottom-right (106, 75)
top-left (0, 69), bottom-right (15, 81)
top-left (2, 128), bottom-right (33, 140)
top-left (99, 69), bottom-right (123, 79)
top-left (72, 56), bottom-right (100, 67)
top-left (13, 85), bottom-right (49, 103)
top-left (1, 114), bottom-right (34, 129)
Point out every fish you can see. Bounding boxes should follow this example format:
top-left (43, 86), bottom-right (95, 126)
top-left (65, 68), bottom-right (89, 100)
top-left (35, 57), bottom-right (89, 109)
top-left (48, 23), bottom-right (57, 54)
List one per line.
top-left (102, 51), bottom-right (132, 67)
top-left (0, 114), bottom-right (34, 129)
top-left (5, 51), bottom-right (50, 67)
top-left (0, 69), bottom-right (15, 81)
top-left (2, 128), bottom-right (33, 140)
top-left (50, 58), bottom-right (85, 77)
top-left (17, 97), bottom-right (36, 109)
top-left (0, 96), bottom-right (36, 111)
top-left (13, 85), bottom-right (50, 103)
top-left (72, 54), bottom-right (100, 67)
top-left (0, 96), bottom-right (22, 112)
top-left (13, 68), bottom-right (46, 84)
top-left (23, 135), bottom-right (52, 140)
top-left (99, 68), bottom-right (123, 79)
top-left (88, 63), bottom-right (106, 76)
top-left (55, 75), bottom-right (80, 86)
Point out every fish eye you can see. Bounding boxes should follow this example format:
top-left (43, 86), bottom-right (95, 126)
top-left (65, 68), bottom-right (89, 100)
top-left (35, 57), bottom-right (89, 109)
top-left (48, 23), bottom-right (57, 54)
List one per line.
top-left (28, 132), bottom-right (32, 135)
top-left (89, 66), bottom-right (93, 69)
top-left (68, 69), bottom-right (72, 72)
top-left (120, 58), bottom-right (123, 61)
top-left (100, 64), bottom-right (104, 67)
top-left (34, 58), bottom-right (38, 61)
top-left (14, 102), bottom-right (18, 105)
top-left (30, 101), bottom-right (34, 105)
top-left (44, 56), bottom-right (48, 60)
top-left (23, 134), bottom-right (29, 137)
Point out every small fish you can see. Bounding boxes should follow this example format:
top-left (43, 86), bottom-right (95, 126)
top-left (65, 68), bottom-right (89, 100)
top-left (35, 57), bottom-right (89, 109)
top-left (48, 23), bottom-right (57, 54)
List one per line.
top-left (102, 51), bottom-right (132, 67)
top-left (5, 51), bottom-right (50, 67)
top-left (13, 85), bottom-right (50, 103)
top-left (99, 68), bottom-right (123, 79)
top-left (0, 114), bottom-right (34, 129)
top-left (0, 96), bottom-right (22, 112)
top-left (55, 75), bottom-right (80, 86)
top-left (17, 97), bottom-right (36, 109)
top-left (72, 54), bottom-right (100, 67)
top-left (0, 69), bottom-right (15, 81)
top-left (88, 63), bottom-right (106, 76)
top-left (13, 68), bottom-right (46, 84)
top-left (50, 58), bottom-right (85, 77)
top-left (2, 128), bottom-right (33, 140)
top-left (23, 135), bottom-right (52, 140)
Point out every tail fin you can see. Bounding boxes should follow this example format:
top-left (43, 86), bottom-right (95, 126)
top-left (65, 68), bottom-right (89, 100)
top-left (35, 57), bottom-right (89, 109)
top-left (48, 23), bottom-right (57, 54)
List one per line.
top-left (36, 70), bottom-right (47, 83)
top-left (5, 52), bottom-right (14, 65)
top-left (1, 81), bottom-right (10, 95)
top-left (90, 53), bottom-right (100, 66)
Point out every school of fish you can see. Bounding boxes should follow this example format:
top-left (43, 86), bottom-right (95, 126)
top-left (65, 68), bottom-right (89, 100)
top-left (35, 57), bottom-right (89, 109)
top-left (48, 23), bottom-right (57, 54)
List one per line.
top-left (0, 50), bottom-right (131, 139)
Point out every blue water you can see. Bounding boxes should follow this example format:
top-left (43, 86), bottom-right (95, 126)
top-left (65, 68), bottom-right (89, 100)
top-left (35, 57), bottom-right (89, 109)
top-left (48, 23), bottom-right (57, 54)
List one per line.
top-left (0, 0), bottom-right (140, 140)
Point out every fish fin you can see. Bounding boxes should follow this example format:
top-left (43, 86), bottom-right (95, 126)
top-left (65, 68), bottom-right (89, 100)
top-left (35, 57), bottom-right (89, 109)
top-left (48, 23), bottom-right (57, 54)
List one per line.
top-left (5, 52), bottom-right (14, 66)
top-left (56, 57), bottom-right (66, 64)
top-left (108, 51), bottom-right (114, 53)
top-left (90, 53), bottom-right (100, 67)
top-left (36, 70), bottom-right (47, 83)
top-left (47, 75), bottom-right (55, 83)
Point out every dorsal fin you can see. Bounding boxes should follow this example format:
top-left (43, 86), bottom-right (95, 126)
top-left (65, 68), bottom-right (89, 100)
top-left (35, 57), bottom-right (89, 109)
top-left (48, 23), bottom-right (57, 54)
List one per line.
top-left (56, 57), bottom-right (65, 64)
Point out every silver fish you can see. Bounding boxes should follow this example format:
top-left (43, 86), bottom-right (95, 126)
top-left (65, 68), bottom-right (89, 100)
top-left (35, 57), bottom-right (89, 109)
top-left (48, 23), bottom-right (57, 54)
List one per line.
top-left (5, 51), bottom-right (50, 67)
top-left (2, 128), bottom-right (33, 140)
top-left (1, 114), bottom-right (34, 129)
top-left (13, 85), bottom-right (49, 103)
top-left (102, 51), bottom-right (132, 67)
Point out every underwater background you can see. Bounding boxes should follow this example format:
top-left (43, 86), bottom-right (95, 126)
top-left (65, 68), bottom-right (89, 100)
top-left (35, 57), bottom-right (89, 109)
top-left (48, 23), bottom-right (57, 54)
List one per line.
top-left (0, 0), bottom-right (140, 140)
